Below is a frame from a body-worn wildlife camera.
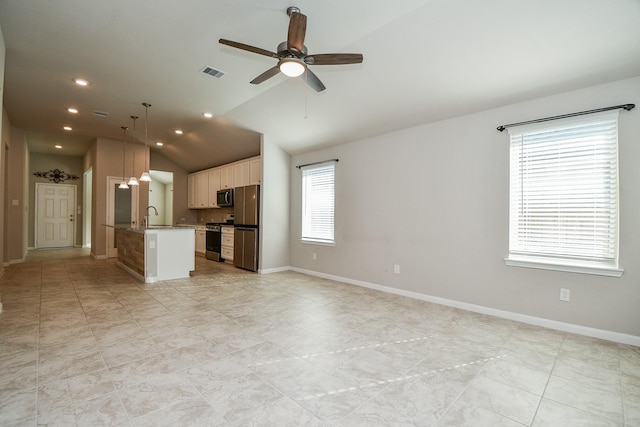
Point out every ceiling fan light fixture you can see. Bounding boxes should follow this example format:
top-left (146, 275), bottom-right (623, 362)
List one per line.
top-left (279, 58), bottom-right (306, 77)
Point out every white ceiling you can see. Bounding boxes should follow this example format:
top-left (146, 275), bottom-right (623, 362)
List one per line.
top-left (1, 0), bottom-right (639, 173)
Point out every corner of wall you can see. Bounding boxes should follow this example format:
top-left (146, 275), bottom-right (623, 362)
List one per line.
top-left (259, 135), bottom-right (291, 270)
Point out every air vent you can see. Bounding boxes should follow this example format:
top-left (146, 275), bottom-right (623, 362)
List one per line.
top-left (92, 110), bottom-right (109, 118)
top-left (201, 66), bottom-right (225, 78)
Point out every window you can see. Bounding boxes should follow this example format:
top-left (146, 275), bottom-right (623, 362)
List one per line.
top-left (301, 162), bottom-right (335, 245)
top-left (505, 110), bottom-right (623, 277)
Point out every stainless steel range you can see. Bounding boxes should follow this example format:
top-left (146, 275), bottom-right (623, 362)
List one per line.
top-left (205, 223), bottom-right (222, 261)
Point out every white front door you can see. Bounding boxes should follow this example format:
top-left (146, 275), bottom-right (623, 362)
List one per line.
top-left (35, 183), bottom-right (76, 248)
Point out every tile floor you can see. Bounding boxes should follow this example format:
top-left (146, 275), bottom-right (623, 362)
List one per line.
top-left (0, 249), bottom-right (639, 426)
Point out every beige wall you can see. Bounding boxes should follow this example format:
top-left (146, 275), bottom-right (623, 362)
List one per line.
top-left (4, 126), bottom-right (28, 263)
top-left (29, 152), bottom-right (84, 248)
top-left (0, 109), bottom-right (8, 268)
top-left (290, 76), bottom-right (640, 341)
top-left (259, 135), bottom-right (291, 272)
top-left (85, 137), bottom-right (149, 258)
top-left (0, 22), bottom-right (7, 274)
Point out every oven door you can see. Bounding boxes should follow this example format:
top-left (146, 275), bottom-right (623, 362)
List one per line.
top-left (205, 227), bottom-right (222, 261)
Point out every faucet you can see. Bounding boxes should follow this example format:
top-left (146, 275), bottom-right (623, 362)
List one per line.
top-left (144, 205), bottom-right (159, 228)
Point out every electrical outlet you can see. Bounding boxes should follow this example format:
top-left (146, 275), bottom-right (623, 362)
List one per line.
top-left (394, 264), bottom-right (400, 274)
top-left (312, 252), bottom-right (317, 260)
top-left (560, 288), bottom-right (570, 302)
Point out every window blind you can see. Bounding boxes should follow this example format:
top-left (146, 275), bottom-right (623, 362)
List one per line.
top-left (301, 162), bottom-right (335, 244)
top-left (508, 110), bottom-right (619, 268)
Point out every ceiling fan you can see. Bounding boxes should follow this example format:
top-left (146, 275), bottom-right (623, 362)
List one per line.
top-left (219, 6), bottom-right (363, 92)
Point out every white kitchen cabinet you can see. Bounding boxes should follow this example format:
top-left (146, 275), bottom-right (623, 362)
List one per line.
top-left (207, 169), bottom-right (220, 207)
top-left (187, 174), bottom-right (197, 208)
top-left (219, 165), bottom-right (234, 189)
top-left (195, 226), bottom-right (206, 254)
top-left (249, 158), bottom-right (262, 185)
top-left (195, 172), bottom-right (209, 208)
top-left (234, 162), bottom-right (250, 188)
top-left (221, 226), bottom-right (234, 261)
top-left (234, 157), bottom-right (261, 188)
top-left (189, 157), bottom-right (261, 208)
top-left (187, 171), bottom-right (210, 209)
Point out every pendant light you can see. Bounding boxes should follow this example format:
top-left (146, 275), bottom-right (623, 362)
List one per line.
top-left (118, 126), bottom-right (129, 189)
top-left (127, 115), bottom-right (140, 186)
top-left (139, 102), bottom-right (152, 182)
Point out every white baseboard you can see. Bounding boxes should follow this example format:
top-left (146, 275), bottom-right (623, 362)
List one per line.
top-left (3, 258), bottom-right (25, 267)
top-left (91, 253), bottom-right (108, 260)
top-left (289, 267), bottom-right (640, 347)
top-left (259, 266), bottom-right (292, 274)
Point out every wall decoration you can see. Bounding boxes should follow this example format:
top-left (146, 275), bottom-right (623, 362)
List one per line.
top-left (33, 169), bottom-right (80, 183)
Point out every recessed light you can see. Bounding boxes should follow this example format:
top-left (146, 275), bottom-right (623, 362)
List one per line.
top-left (156, 142), bottom-right (164, 146)
top-left (67, 107), bottom-right (78, 114)
top-left (202, 112), bottom-right (213, 118)
top-left (74, 78), bottom-right (89, 86)
top-left (63, 126), bottom-right (72, 131)
top-left (174, 129), bottom-right (183, 135)
top-left (55, 145), bottom-right (63, 149)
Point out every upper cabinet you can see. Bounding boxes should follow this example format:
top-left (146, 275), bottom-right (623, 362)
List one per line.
top-left (249, 157), bottom-right (262, 185)
top-left (187, 174), bottom-right (197, 209)
top-left (219, 165), bottom-right (234, 189)
top-left (234, 162), bottom-right (250, 188)
top-left (207, 169), bottom-right (220, 208)
top-left (188, 172), bottom-right (208, 209)
top-left (188, 171), bottom-right (209, 209)
top-left (188, 156), bottom-right (261, 209)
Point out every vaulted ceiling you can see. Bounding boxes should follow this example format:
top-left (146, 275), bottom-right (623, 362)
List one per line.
top-left (1, 0), bottom-right (639, 173)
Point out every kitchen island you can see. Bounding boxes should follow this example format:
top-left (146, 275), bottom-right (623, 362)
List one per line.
top-left (117, 226), bottom-right (195, 283)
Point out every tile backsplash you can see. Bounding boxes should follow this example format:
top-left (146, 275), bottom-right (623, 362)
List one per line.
top-left (196, 207), bottom-right (234, 224)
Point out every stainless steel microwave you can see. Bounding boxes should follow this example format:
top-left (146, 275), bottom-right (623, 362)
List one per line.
top-left (216, 188), bottom-right (233, 207)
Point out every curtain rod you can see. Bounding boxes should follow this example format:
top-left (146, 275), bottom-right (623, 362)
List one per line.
top-left (497, 103), bottom-right (635, 132)
top-left (296, 158), bottom-right (339, 169)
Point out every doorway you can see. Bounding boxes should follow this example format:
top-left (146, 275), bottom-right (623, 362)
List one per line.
top-left (83, 167), bottom-right (92, 248)
top-left (149, 170), bottom-right (173, 226)
top-left (106, 177), bottom-right (139, 258)
top-left (35, 183), bottom-right (76, 249)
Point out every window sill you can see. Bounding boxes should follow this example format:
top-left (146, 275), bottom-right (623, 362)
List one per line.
top-left (504, 256), bottom-right (623, 277)
top-left (300, 238), bottom-right (335, 247)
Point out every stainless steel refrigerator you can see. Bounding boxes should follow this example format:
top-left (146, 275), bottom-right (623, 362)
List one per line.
top-left (233, 184), bottom-right (259, 271)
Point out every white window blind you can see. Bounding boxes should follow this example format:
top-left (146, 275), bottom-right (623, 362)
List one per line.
top-left (301, 162), bottom-right (335, 244)
top-left (507, 110), bottom-right (620, 273)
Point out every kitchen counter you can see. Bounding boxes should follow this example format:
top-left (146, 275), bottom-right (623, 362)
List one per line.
top-left (117, 227), bottom-right (195, 283)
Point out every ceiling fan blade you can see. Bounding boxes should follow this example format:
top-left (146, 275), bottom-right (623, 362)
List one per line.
top-left (250, 66), bottom-right (281, 84)
top-left (219, 39), bottom-right (277, 58)
top-left (306, 53), bottom-right (363, 65)
top-left (302, 68), bottom-right (326, 92)
top-left (287, 12), bottom-right (307, 53)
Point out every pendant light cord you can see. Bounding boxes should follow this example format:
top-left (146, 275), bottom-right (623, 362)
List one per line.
top-left (120, 126), bottom-right (129, 188)
top-left (143, 102), bottom-right (151, 172)
top-left (131, 116), bottom-right (138, 174)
